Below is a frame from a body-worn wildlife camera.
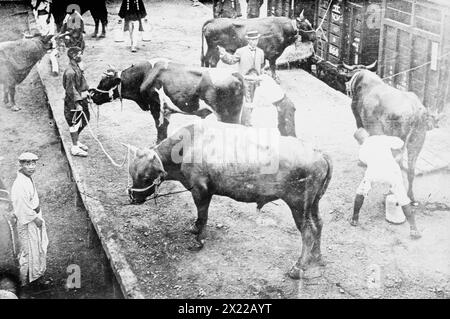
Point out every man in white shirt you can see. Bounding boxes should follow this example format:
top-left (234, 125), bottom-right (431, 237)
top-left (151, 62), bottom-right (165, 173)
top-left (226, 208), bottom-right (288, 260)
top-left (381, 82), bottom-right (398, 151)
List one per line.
top-left (350, 128), bottom-right (421, 239)
top-left (11, 152), bottom-right (49, 287)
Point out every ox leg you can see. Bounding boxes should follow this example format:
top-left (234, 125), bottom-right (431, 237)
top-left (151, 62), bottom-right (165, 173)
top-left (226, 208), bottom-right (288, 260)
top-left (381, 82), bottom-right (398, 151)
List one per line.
top-left (2, 84), bottom-right (9, 106)
top-left (310, 200), bottom-right (325, 266)
top-left (100, 21), bottom-right (106, 38)
top-left (156, 117), bottom-right (170, 143)
top-left (406, 132), bottom-right (425, 205)
top-left (9, 85), bottom-right (20, 111)
top-left (92, 19), bottom-right (99, 37)
top-left (269, 61), bottom-right (280, 84)
top-left (188, 187), bottom-right (212, 251)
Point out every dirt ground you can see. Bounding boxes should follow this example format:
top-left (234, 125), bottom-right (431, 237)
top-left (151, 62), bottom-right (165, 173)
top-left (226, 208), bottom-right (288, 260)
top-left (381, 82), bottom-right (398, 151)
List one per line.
top-left (5, 0), bottom-right (450, 299)
top-left (0, 5), bottom-right (114, 299)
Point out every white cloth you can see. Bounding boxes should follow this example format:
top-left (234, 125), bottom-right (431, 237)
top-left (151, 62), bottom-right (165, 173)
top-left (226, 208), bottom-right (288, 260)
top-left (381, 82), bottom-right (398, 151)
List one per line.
top-left (11, 171), bottom-right (48, 284)
top-left (356, 135), bottom-right (410, 206)
top-left (253, 74), bottom-right (285, 106)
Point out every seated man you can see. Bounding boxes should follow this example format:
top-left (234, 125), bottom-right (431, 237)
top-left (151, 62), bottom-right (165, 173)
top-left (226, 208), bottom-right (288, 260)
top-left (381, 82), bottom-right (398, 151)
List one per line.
top-left (350, 128), bottom-right (421, 239)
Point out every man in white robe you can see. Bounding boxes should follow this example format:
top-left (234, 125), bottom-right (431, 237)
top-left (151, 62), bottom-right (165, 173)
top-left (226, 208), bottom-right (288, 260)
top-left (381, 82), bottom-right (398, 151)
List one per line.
top-left (10, 152), bottom-right (48, 287)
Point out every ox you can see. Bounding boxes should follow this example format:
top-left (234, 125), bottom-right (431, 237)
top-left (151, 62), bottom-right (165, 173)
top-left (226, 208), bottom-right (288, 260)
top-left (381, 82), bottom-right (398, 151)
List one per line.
top-left (127, 120), bottom-right (333, 279)
top-left (0, 34), bottom-right (54, 111)
top-left (51, 0), bottom-right (108, 38)
top-left (201, 12), bottom-right (316, 78)
top-left (90, 59), bottom-right (244, 143)
top-left (344, 63), bottom-right (439, 204)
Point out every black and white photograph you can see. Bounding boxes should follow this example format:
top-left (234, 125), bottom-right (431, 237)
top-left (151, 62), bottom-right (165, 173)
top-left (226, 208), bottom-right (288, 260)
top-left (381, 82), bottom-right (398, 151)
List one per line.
top-left (0, 0), bottom-right (449, 304)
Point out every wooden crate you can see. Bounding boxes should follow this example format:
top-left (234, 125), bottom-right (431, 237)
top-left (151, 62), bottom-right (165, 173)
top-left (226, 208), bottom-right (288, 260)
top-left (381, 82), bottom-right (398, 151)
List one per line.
top-left (314, 0), bottom-right (382, 92)
top-left (315, 0), bottom-right (382, 65)
top-left (378, 0), bottom-right (450, 112)
top-left (267, 0), bottom-right (317, 23)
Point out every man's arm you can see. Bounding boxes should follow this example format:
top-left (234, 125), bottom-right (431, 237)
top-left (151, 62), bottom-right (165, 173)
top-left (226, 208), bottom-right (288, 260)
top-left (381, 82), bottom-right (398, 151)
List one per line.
top-left (218, 46), bottom-right (241, 65)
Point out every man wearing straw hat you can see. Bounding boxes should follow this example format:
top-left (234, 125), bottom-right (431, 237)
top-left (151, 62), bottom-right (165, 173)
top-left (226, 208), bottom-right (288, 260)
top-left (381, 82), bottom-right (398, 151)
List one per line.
top-left (63, 46), bottom-right (91, 157)
top-left (350, 128), bottom-right (421, 239)
top-left (10, 152), bottom-right (49, 288)
top-left (218, 30), bottom-right (269, 126)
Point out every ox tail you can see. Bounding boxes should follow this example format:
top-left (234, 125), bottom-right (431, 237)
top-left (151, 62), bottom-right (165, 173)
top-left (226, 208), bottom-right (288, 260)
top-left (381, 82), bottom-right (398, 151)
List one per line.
top-left (317, 152), bottom-right (333, 201)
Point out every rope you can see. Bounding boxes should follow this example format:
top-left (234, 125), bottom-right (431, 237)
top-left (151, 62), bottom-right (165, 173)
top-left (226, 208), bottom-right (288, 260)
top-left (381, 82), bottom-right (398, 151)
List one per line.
top-left (381, 50), bottom-right (450, 81)
top-left (81, 109), bottom-right (129, 168)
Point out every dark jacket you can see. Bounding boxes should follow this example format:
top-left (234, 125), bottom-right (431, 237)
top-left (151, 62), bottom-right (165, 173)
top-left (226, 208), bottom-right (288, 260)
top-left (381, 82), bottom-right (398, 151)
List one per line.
top-left (62, 60), bottom-right (89, 109)
top-left (118, 0), bottom-right (147, 21)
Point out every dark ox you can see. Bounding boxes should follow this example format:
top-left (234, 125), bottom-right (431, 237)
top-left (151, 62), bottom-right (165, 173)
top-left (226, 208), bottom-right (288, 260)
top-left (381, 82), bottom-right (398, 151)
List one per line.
top-left (51, 0), bottom-right (108, 37)
top-left (344, 63), bottom-right (440, 204)
top-left (91, 59), bottom-right (244, 142)
top-left (127, 121), bottom-right (333, 279)
top-left (0, 34), bottom-right (54, 111)
top-left (201, 12), bottom-right (316, 78)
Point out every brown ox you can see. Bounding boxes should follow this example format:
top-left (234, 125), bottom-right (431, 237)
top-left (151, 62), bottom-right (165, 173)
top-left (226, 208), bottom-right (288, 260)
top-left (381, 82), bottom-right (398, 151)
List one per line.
top-left (127, 121), bottom-right (332, 279)
top-left (344, 63), bottom-right (439, 204)
top-left (0, 34), bottom-right (54, 111)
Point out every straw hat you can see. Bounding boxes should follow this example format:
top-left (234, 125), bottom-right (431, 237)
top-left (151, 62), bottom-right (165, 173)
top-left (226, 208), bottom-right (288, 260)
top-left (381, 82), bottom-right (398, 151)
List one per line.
top-left (245, 30), bottom-right (261, 40)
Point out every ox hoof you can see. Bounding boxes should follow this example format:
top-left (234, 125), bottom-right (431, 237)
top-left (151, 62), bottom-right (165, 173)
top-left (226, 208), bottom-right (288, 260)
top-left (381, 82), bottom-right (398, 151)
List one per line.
top-left (313, 255), bottom-right (326, 267)
top-left (349, 218), bottom-right (359, 227)
top-left (188, 240), bottom-right (204, 251)
top-left (91, 33), bottom-right (97, 38)
top-left (11, 105), bottom-right (21, 112)
top-left (188, 224), bottom-right (200, 235)
top-left (287, 266), bottom-right (302, 280)
top-left (99, 33), bottom-right (106, 38)
top-left (410, 229), bottom-right (422, 240)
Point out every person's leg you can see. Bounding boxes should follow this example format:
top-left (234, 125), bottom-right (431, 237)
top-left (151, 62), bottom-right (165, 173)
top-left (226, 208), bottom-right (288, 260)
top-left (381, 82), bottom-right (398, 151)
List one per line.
top-left (351, 178), bottom-right (371, 226)
top-left (68, 111), bottom-right (88, 157)
top-left (391, 177), bottom-right (421, 239)
top-left (130, 21), bottom-right (138, 52)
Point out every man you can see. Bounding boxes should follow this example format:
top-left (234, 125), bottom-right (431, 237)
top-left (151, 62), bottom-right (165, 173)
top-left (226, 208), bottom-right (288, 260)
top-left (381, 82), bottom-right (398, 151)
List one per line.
top-left (247, 0), bottom-right (264, 18)
top-left (60, 8), bottom-right (85, 51)
top-left (62, 47), bottom-right (91, 157)
top-left (218, 30), bottom-right (269, 125)
top-left (11, 152), bottom-right (49, 288)
top-left (350, 128), bottom-right (421, 239)
top-left (32, 0), bottom-right (59, 75)
top-left (252, 71), bottom-right (296, 136)
top-left (213, 0), bottom-right (242, 18)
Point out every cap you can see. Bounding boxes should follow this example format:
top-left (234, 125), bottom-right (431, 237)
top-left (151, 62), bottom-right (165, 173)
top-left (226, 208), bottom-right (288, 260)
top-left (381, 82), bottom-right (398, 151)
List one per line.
top-left (245, 30), bottom-right (260, 40)
top-left (18, 152), bottom-right (38, 161)
top-left (67, 46), bottom-right (83, 59)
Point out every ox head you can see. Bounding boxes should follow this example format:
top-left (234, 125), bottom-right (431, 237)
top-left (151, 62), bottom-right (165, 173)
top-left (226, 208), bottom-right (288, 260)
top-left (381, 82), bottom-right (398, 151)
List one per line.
top-left (90, 66), bottom-right (122, 105)
top-left (127, 148), bottom-right (167, 204)
top-left (295, 10), bottom-right (316, 42)
top-left (340, 60), bottom-right (378, 80)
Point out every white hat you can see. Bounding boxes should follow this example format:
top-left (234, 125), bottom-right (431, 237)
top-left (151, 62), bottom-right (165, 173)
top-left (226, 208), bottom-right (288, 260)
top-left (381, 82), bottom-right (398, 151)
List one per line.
top-left (18, 152), bottom-right (38, 161)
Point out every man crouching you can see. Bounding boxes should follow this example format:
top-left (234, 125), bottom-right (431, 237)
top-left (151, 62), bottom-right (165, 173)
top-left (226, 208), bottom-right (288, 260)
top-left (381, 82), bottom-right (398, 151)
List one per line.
top-left (63, 47), bottom-right (91, 157)
top-left (350, 128), bottom-right (421, 239)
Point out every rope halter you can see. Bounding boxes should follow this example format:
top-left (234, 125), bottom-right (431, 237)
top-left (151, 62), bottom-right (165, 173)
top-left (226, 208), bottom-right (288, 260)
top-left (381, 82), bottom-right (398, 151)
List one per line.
top-left (127, 149), bottom-right (167, 203)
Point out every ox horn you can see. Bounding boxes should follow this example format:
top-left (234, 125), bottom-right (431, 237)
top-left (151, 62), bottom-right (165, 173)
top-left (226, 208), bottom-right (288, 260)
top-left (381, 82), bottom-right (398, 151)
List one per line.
top-left (342, 62), bottom-right (357, 71)
top-left (300, 9), bottom-right (305, 19)
top-left (365, 60), bottom-right (378, 71)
